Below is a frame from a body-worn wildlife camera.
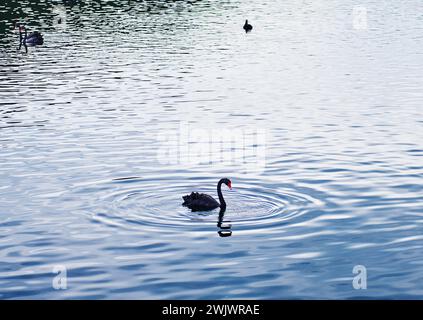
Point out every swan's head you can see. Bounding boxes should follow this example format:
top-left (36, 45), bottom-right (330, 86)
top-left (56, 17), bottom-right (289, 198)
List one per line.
top-left (245, 20), bottom-right (248, 24)
top-left (17, 24), bottom-right (25, 33)
top-left (222, 178), bottom-right (232, 190)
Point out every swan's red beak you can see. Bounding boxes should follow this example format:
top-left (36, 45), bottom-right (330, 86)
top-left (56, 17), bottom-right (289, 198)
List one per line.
top-left (228, 181), bottom-right (232, 190)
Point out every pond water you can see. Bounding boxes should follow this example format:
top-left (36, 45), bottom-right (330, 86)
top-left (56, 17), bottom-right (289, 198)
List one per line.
top-left (0, 0), bottom-right (422, 299)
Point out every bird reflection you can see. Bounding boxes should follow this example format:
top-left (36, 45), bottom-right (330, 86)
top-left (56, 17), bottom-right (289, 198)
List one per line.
top-left (217, 209), bottom-right (232, 237)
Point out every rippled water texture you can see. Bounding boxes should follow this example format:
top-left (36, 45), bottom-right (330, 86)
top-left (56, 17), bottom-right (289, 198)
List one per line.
top-left (0, 0), bottom-right (423, 299)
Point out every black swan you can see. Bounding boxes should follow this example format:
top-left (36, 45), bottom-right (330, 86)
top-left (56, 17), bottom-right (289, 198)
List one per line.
top-left (18, 24), bottom-right (44, 47)
top-left (243, 20), bottom-right (253, 33)
top-left (182, 178), bottom-right (232, 212)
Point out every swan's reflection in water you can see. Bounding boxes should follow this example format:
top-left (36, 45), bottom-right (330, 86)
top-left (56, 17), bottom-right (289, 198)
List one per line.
top-left (217, 210), bottom-right (232, 237)
top-left (18, 41), bottom-right (28, 53)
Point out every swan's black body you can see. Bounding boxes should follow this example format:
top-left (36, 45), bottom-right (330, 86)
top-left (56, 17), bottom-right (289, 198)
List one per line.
top-left (25, 31), bottom-right (44, 45)
top-left (182, 178), bottom-right (232, 212)
top-left (243, 20), bottom-right (253, 33)
top-left (182, 192), bottom-right (221, 211)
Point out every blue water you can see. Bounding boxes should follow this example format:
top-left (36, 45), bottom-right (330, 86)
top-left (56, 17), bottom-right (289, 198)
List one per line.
top-left (0, 0), bottom-right (422, 299)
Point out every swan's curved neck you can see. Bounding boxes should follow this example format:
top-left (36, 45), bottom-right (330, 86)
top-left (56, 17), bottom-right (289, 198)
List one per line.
top-left (217, 180), bottom-right (226, 210)
top-left (20, 29), bottom-right (27, 41)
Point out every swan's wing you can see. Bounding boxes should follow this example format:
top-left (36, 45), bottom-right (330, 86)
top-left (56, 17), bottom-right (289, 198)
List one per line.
top-left (182, 192), bottom-right (220, 211)
top-left (197, 193), bottom-right (218, 203)
top-left (182, 192), bottom-right (199, 205)
top-left (185, 194), bottom-right (220, 211)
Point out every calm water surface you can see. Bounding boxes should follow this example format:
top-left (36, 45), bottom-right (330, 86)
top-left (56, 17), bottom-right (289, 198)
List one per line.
top-left (0, 0), bottom-right (422, 299)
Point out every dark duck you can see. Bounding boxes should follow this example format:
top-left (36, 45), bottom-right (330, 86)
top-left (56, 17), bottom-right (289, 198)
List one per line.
top-left (182, 178), bottom-right (232, 212)
top-left (243, 20), bottom-right (253, 33)
top-left (18, 24), bottom-right (44, 49)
